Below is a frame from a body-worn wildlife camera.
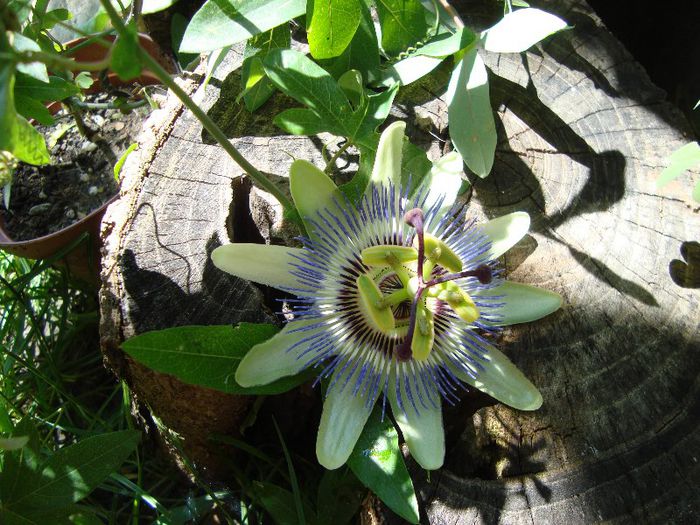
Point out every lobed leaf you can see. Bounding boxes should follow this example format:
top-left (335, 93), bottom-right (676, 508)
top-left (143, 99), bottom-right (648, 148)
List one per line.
top-left (263, 48), bottom-right (364, 139)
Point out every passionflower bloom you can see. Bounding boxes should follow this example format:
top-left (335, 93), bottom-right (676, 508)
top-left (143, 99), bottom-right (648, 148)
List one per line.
top-left (212, 122), bottom-right (561, 470)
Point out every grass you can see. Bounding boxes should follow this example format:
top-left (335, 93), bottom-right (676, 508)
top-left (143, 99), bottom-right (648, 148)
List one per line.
top-left (0, 252), bottom-right (355, 524)
top-left (0, 252), bottom-right (223, 523)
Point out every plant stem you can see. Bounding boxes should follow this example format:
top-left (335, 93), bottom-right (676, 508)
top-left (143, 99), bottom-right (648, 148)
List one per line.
top-left (435, 0), bottom-right (465, 28)
top-left (97, 0), bottom-right (298, 216)
top-left (7, 50), bottom-right (111, 71)
top-left (69, 97), bottom-right (148, 111)
top-left (324, 139), bottom-right (353, 174)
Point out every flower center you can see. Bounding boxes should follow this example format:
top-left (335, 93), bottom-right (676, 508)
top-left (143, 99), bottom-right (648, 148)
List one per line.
top-left (357, 208), bottom-right (493, 363)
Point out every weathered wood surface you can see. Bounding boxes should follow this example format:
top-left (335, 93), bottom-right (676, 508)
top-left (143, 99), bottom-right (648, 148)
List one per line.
top-left (100, 0), bottom-right (700, 521)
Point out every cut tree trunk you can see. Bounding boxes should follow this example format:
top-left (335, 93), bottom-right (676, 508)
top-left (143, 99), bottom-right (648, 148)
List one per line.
top-left (99, 0), bottom-right (700, 521)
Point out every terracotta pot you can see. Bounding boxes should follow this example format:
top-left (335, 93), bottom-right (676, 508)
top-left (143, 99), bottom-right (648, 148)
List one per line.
top-left (0, 196), bottom-right (117, 283)
top-left (64, 33), bottom-right (176, 89)
top-left (0, 34), bottom-right (173, 284)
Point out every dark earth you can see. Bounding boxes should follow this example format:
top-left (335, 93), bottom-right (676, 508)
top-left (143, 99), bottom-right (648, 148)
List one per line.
top-left (2, 94), bottom-right (153, 240)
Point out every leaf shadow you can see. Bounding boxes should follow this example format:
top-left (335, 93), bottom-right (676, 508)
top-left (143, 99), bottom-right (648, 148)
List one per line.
top-left (469, 73), bottom-right (656, 306)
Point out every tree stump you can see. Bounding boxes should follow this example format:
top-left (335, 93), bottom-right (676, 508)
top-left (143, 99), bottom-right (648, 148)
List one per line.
top-left (99, 0), bottom-right (700, 520)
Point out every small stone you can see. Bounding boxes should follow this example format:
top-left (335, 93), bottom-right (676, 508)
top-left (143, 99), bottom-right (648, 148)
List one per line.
top-left (38, 191), bottom-right (47, 199)
top-left (92, 115), bottom-right (106, 127)
top-left (80, 142), bottom-right (98, 154)
top-left (113, 121), bottom-right (125, 131)
top-left (79, 172), bottom-right (90, 183)
top-left (28, 203), bottom-right (51, 216)
top-left (88, 185), bottom-right (98, 196)
top-left (65, 208), bottom-right (76, 220)
top-left (110, 112), bottom-right (121, 120)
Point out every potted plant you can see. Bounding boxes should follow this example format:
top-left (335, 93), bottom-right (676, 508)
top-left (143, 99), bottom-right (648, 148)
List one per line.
top-left (0, 2), bottom-right (173, 282)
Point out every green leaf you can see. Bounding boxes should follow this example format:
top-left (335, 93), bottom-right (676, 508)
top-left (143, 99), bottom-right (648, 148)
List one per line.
top-left (6, 430), bottom-right (140, 511)
top-left (0, 436), bottom-right (30, 451)
top-left (273, 108), bottom-right (327, 135)
top-left (447, 48), bottom-right (496, 177)
top-left (241, 25), bottom-right (290, 111)
top-left (251, 482), bottom-right (312, 525)
top-left (263, 48), bottom-right (364, 139)
top-left (318, 0), bottom-right (379, 79)
top-left (171, 13), bottom-right (199, 69)
top-left (377, 55), bottom-right (443, 87)
top-left (111, 22), bottom-right (142, 81)
top-left (74, 72), bottom-right (94, 90)
top-left (481, 8), bottom-right (568, 53)
top-left (121, 323), bottom-right (314, 394)
top-left (11, 116), bottom-right (50, 165)
top-left (7, 0), bottom-right (32, 25)
top-left (180, 0), bottom-right (305, 53)
top-left (657, 141), bottom-right (700, 187)
top-left (347, 408), bottom-right (419, 524)
top-left (0, 420), bottom-right (46, 508)
top-left (14, 94), bottom-right (53, 125)
top-left (39, 8), bottom-right (72, 29)
top-left (12, 32), bottom-right (49, 83)
top-left (342, 119), bottom-right (429, 201)
top-left (316, 468), bottom-right (365, 524)
top-left (412, 27), bottom-right (476, 58)
top-left (375, 0), bottom-right (429, 56)
top-left (307, 0), bottom-right (361, 59)
top-left (337, 69), bottom-right (364, 107)
top-left (142, 0), bottom-right (179, 14)
top-left (114, 142), bottom-right (138, 181)
top-left (1, 36), bottom-right (18, 150)
top-left (14, 73), bottom-right (79, 102)
top-left (0, 508), bottom-right (39, 525)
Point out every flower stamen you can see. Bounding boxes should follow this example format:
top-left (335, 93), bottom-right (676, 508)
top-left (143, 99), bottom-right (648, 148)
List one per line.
top-left (395, 208), bottom-right (494, 361)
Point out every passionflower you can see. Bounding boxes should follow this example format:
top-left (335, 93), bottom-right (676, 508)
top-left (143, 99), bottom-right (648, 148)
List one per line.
top-left (212, 122), bottom-right (561, 470)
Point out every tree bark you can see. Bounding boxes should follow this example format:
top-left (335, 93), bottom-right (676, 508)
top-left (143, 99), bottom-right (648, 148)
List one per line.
top-left (99, 0), bottom-right (700, 520)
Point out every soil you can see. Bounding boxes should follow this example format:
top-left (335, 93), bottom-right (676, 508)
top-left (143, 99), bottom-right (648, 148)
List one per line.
top-left (2, 93), bottom-right (154, 240)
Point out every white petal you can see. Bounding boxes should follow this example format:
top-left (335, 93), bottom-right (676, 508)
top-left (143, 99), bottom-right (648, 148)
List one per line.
top-left (477, 281), bottom-right (562, 326)
top-left (453, 341), bottom-right (542, 411)
top-left (316, 364), bottom-right (376, 469)
top-left (235, 319), bottom-right (322, 387)
top-left (387, 369), bottom-right (445, 470)
top-left (211, 243), bottom-right (303, 289)
top-left (369, 121), bottom-right (405, 189)
top-left (480, 212), bottom-right (530, 259)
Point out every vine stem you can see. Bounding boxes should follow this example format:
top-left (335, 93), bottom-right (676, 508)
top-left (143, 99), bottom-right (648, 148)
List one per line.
top-left (435, 0), bottom-right (465, 29)
top-left (324, 139), bottom-right (353, 174)
top-left (2, 50), bottom-right (111, 71)
top-left (96, 0), bottom-right (298, 217)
